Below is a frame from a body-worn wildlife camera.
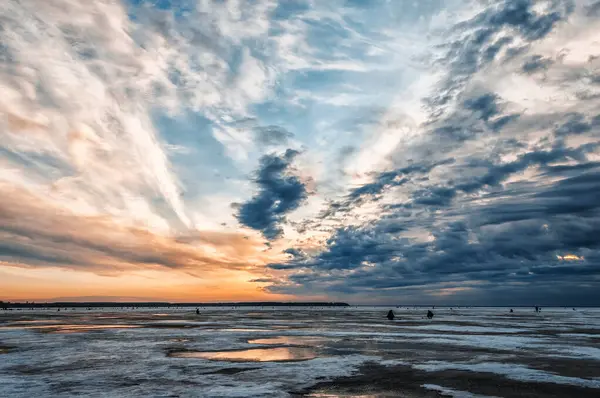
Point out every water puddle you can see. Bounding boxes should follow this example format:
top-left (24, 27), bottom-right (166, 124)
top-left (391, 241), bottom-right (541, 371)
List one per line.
top-left (248, 336), bottom-right (328, 346)
top-left (218, 328), bottom-right (268, 332)
top-left (169, 347), bottom-right (317, 362)
top-left (0, 324), bottom-right (138, 332)
top-left (48, 325), bottom-right (140, 333)
top-left (307, 394), bottom-right (381, 398)
top-left (12, 320), bottom-right (58, 324)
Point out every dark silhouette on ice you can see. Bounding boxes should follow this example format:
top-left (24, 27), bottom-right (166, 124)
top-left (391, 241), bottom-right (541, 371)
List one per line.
top-left (427, 310), bottom-right (434, 319)
top-left (386, 310), bottom-right (395, 320)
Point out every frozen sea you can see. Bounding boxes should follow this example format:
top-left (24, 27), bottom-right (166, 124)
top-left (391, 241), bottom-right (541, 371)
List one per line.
top-left (1, 306), bottom-right (600, 397)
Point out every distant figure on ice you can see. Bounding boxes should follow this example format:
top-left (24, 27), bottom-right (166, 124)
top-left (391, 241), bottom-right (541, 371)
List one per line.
top-left (195, 308), bottom-right (200, 315)
top-left (427, 310), bottom-right (434, 319)
top-left (510, 309), bottom-right (513, 313)
top-left (535, 306), bottom-right (540, 313)
top-left (387, 310), bottom-right (395, 320)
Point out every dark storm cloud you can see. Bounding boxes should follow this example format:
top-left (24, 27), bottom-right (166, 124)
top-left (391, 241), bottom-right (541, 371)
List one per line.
top-left (254, 125), bottom-right (294, 147)
top-left (554, 113), bottom-right (593, 136)
top-left (412, 187), bottom-right (456, 207)
top-left (283, 247), bottom-right (307, 259)
top-left (428, 0), bottom-right (573, 114)
top-left (322, 158), bottom-right (455, 218)
top-left (456, 143), bottom-right (597, 193)
top-left (260, 0), bottom-right (600, 305)
top-left (237, 149), bottom-right (307, 240)
top-left (430, 90), bottom-right (521, 145)
top-left (522, 54), bottom-right (553, 73)
top-left (463, 93), bottom-right (501, 122)
top-left (486, 0), bottom-right (570, 40)
top-left (587, 1), bottom-right (600, 17)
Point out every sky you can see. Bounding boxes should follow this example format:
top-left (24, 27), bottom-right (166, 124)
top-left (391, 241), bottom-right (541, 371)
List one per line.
top-left (1, 0), bottom-right (600, 305)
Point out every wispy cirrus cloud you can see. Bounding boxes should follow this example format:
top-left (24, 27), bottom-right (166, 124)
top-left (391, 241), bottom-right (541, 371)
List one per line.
top-left (0, 185), bottom-right (277, 274)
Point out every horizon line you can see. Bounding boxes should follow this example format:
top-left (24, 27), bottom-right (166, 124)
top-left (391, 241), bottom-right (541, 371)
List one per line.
top-left (1, 300), bottom-right (595, 308)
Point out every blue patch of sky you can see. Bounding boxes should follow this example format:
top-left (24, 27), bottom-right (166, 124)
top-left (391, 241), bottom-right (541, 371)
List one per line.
top-left (124, 0), bottom-right (195, 21)
top-left (153, 112), bottom-right (244, 201)
top-left (272, 0), bottom-right (311, 20)
top-left (249, 69), bottom-right (405, 162)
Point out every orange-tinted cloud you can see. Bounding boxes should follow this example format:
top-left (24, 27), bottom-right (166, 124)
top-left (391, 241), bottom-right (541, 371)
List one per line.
top-left (0, 185), bottom-right (284, 275)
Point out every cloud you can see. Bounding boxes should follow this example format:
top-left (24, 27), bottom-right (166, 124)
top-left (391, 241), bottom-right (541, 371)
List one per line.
top-left (254, 125), bottom-right (295, 147)
top-left (427, 0), bottom-right (573, 115)
top-left (0, 185), bottom-right (274, 274)
top-left (522, 54), bottom-right (554, 73)
top-left (2, 0), bottom-right (600, 304)
top-left (263, 0), bottom-right (600, 305)
top-left (236, 149), bottom-right (308, 240)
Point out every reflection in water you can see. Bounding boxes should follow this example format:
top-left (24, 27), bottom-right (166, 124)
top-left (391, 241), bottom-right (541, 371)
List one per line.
top-left (307, 394), bottom-right (381, 398)
top-left (169, 347), bottom-right (317, 362)
top-left (49, 325), bottom-right (140, 333)
top-left (0, 324), bottom-right (139, 332)
top-left (218, 328), bottom-right (267, 332)
top-left (12, 320), bottom-right (58, 324)
top-left (248, 336), bottom-right (327, 346)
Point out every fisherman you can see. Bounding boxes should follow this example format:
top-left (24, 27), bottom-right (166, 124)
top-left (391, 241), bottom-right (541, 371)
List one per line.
top-left (387, 310), bottom-right (395, 320)
top-left (427, 310), bottom-right (434, 319)
top-left (196, 308), bottom-right (200, 315)
top-left (510, 309), bottom-right (514, 313)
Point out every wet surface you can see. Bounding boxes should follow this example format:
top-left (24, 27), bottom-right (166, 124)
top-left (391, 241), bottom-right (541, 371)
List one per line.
top-left (0, 324), bottom-right (141, 334)
top-left (248, 336), bottom-right (328, 346)
top-left (169, 347), bottom-right (318, 362)
top-left (300, 363), bottom-right (600, 398)
top-left (1, 306), bottom-right (600, 397)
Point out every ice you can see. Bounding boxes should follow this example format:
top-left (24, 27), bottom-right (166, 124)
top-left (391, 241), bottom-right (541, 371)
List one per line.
top-left (406, 325), bottom-right (526, 333)
top-left (422, 383), bottom-right (501, 398)
top-left (2, 306), bottom-right (600, 397)
top-left (415, 362), bottom-right (600, 389)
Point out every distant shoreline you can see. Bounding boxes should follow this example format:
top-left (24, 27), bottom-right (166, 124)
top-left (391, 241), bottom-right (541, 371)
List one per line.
top-left (1, 302), bottom-right (598, 309)
top-left (0, 301), bottom-right (350, 309)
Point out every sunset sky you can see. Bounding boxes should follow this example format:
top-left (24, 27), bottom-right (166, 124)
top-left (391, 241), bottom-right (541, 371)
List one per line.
top-left (1, 0), bottom-right (600, 305)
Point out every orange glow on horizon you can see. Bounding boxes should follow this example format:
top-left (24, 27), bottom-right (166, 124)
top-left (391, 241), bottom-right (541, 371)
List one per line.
top-left (0, 264), bottom-right (293, 302)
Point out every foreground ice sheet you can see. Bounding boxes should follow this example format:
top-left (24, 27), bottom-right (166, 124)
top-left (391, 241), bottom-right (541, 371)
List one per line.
top-left (1, 306), bottom-right (600, 397)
